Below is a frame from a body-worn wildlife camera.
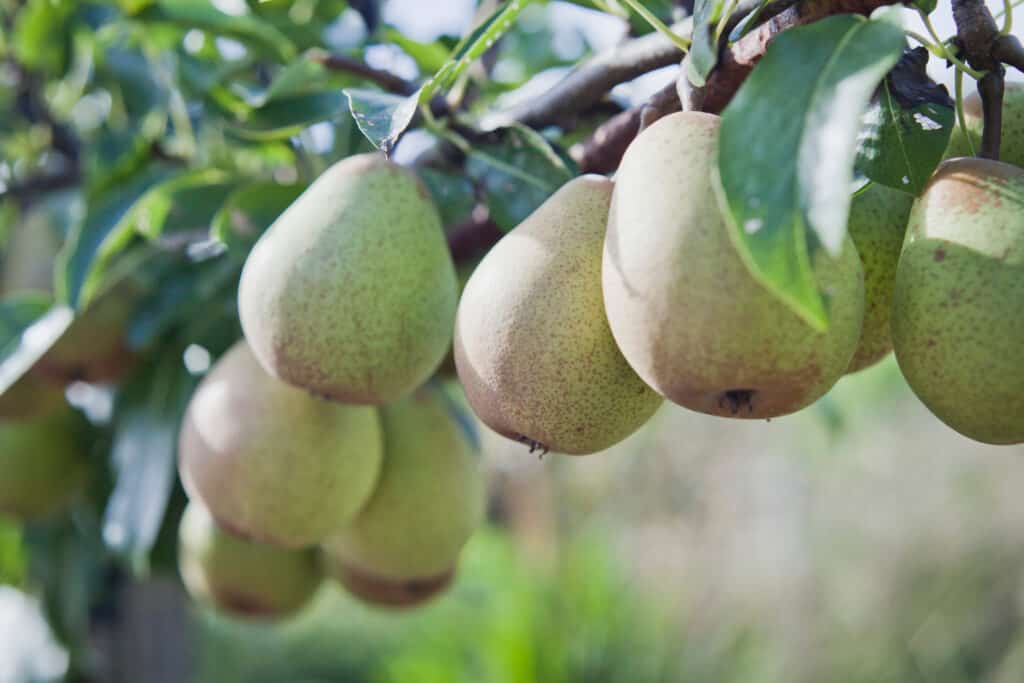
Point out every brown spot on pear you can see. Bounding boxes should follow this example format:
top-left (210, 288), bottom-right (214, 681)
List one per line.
top-left (178, 340), bottom-right (383, 548)
top-left (454, 176), bottom-right (663, 455)
top-left (0, 404), bottom-right (92, 521)
top-left (177, 501), bottom-right (323, 620)
top-left (846, 182), bottom-right (914, 373)
top-left (602, 111), bottom-right (865, 418)
top-left (238, 153), bottom-right (458, 405)
top-left (891, 158), bottom-right (1024, 445)
top-left (323, 384), bottom-right (483, 596)
top-left (946, 83), bottom-right (1024, 167)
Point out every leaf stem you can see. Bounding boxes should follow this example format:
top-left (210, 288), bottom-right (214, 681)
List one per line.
top-left (954, 67), bottom-right (978, 156)
top-left (917, 10), bottom-right (987, 80)
top-left (620, 0), bottom-right (692, 50)
top-left (1001, 0), bottom-right (1014, 33)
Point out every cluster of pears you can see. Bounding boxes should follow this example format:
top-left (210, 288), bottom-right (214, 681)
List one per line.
top-left (455, 101), bottom-right (1022, 451)
top-left (176, 153), bottom-right (485, 619)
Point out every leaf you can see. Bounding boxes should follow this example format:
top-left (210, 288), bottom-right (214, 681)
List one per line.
top-left (856, 49), bottom-right (954, 195)
top-left (345, 0), bottom-right (535, 153)
top-left (58, 165), bottom-right (176, 307)
top-left (128, 169), bottom-right (237, 240)
top-left (715, 15), bottom-right (905, 329)
top-left (383, 27), bottom-right (452, 74)
top-left (230, 90), bottom-right (349, 141)
top-left (12, 0), bottom-right (74, 73)
top-left (210, 181), bottom-right (305, 249)
top-left (141, 0), bottom-right (297, 61)
top-left (466, 124), bottom-right (575, 231)
top-left (417, 168), bottom-right (478, 227)
top-left (0, 295), bottom-right (69, 396)
top-left (344, 88), bottom-right (421, 155)
top-left (103, 348), bottom-right (196, 574)
top-left (687, 0), bottom-right (726, 88)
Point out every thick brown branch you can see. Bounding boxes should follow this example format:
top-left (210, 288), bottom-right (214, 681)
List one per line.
top-left (682, 0), bottom-right (902, 114)
top-left (486, 22), bottom-right (690, 130)
top-left (951, 0), bottom-right (1002, 70)
top-left (993, 34), bottom-right (1024, 75)
top-left (308, 49), bottom-right (418, 95)
top-left (977, 70), bottom-right (1005, 160)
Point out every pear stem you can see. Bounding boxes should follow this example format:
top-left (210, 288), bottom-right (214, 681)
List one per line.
top-left (977, 70), bottom-right (1006, 160)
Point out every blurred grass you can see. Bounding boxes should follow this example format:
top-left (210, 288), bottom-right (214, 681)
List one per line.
top-left (196, 357), bottom-right (1024, 683)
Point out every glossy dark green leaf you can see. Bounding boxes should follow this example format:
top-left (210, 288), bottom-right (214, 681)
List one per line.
top-left (687, 0), bottom-right (726, 87)
top-left (856, 80), bottom-right (954, 195)
top-left (103, 349), bottom-right (196, 574)
top-left (58, 165), bottom-right (176, 308)
top-left (466, 124), bottom-right (575, 231)
top-left (128, 170), bottom-right (237, 241)
top-left (210, 181), bottom-right (305, 249)
top-left (344, 88), bottom-right (421, 155)
top-left (230, 90), bottom-right (349, 141)
top-left (716, 15), bottom-right (905, 329)
top-left (418, 168), bottom-right (477, 227)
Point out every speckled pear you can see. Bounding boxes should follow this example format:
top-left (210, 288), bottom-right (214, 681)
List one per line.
top-left (603, 111), bottom-right (865, 418)
top-left (178, 341), bottom-right (383, 548)
top-left (323, 384), bottom-right (483, 602)
top-left (0, 405), bottom-right (91, 521)
top-left (178, 501), bottom-right (323, 619)
top-left (891, 158), bottom-right (1024, 444)
top-left (946, 83), bottom-right (1024, 167)
top-left (846, 182), bottom-right (914, 372)
top-left (454, 176), bottom-right (662, 455)
top-left (238, 153), bottom-right (457, 404)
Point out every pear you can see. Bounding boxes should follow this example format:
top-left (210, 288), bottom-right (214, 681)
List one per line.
top-left (178, 340), bottom-right (383, 548)
top-left (323, 383), bottom-right (484, 605)
top-left (846, 182), bottom-right (914, 372)
top-left (328, 558), bottom-right (454, 609)
top-left (178, 500), bottom-right (323, 619)
top-left (0, 404), bottom-right (91, 521)
top-left (946, 83), bottom-right (1024, 167)
top-left (603, 111), bottom-right (865, 418)
top-left (454, 176), bottom-right (663, 455)
top-left (238, 153), bottom-right (458, 405)
top-left (0, 374), bottom-right (65, 419)
top-left (891, 158), bottom-right (1024, 445)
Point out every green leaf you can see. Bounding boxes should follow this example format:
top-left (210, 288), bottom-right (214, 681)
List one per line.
top-left (103, 349), bottom-right (196, 574)
top-left (382, 27), bottom-right (452, 74)
top-left (0, 295), bottom-right (68, 396)
top-left (0, 518), bottom-right (26, 586)
top-left (856, 77), bottom-right (954, 196)
top-left (128, 169), bottom-right (237, 240)
top-left (344, 88), bottom-right (421, 155)
top-left (141, 0), bottom-right (297, 61)
top-left (12, 0), bottom-right (74, 73)
top-left (466, 124), bottom-right (575, 231)
top-left (258, 54), bottom-right (332, 103)
top-left (687, 0), bottom-right (726, 87)
top-left (210, 181), bottom-right (305, 249)
top-left (715, 15), bottom-right (905, 329)
top-left (911, 0), bottom-right (937, 13)
top-left (417, 167), bottom-right (478, 227)
top-left (230, 90), bottom-right (349, 141)
top-left (58, 165), bottom-right (176, 307)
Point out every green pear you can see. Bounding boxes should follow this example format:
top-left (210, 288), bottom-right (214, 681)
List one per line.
top-left (323, 383), bottom-right (484, 601)
top-left (946, 83), bottom-right (1024, 167)
top-left (0, 404), bottom-right (91, 521)
top-left (454, 176), bottom-right (663, 455)
top-left (603, 111), bottom-right (865, 418)
top-left (891, 158), bottom-right (1024, 444)
top-left (846, 182), bottom-right (914, 372)
top-left (0, 374), bottom-right (65, 420)
top-left (178, 500), bottom-right (323, 619)
top-left (178, 340), bottom-right (383, 548)
top-left (238, 153), bottom-right (458, 405)
top-left (328, 558), bottom-right (454, 609)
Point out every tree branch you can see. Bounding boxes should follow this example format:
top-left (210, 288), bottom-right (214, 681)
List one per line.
top-left (484, 21), bottom-right (691, 130)
top-left (0, 168), bottom-right (81, 204)
top-left (680, 0), bottom-right (902, 113)
top-left (993, 34), bottom-right (1024, 76)
top-left (308, 49), bottom-right (418, 95)
top-left (977, 69), bottom-right (1005, 160)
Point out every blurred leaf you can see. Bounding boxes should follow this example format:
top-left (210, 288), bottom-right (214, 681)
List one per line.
top-left (12, 0), bottom-right (74, 73)
top-left (231, 91), bottom-right (349, 141)
top-left (139, 0), bottom-right (297, 61)
top-left (344, 88), bottom-right (420, 155)
top-left (466, 124), bottom-right (575, 231)
top-left (259, 55), bottom-right (332, 103)
top-left (0, 518), bottom-right (26, 586)
top-left (382, 27), bottom-right (451, 74)
top-left (687, 0), bottom-right (726, 88)
top-left (128, 169), bottom-right (238, 241)
top-left (117, 0), bottom-right (157, 13)
top-left (103, 348), bottom-right (196, 574)
top-left (716, 15), bottom-right (904, 330)
top-left (417, 167), bottom-right (477, 227)
top-left (210, 181), bottom-right (305, 249)
top-left (911, 0), bottom-right (938, 12)
top-left (0, 304), bottom-right (73, 396)
top-left (58, 165), bottom-right (176, 308)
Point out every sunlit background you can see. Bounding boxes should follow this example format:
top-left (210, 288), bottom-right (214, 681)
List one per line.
top-left (1, 1), bottom-right (1023, 681)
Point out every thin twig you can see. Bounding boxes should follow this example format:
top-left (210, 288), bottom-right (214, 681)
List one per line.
top-left (308, 49), bottom-right (418, 95)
